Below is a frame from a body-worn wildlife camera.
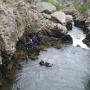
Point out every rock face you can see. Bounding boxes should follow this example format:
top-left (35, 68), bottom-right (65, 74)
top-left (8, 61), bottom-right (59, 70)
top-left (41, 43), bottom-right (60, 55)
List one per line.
top-left (41, 21), bottom-right (67, 38)
top-left (63, 3), bottom-right (77, 16)
top-left (61, 34), bottom-right (73, 44)
top-left (0, 1), bottom-right (74, 82)
top-left (83, 34), bottom-right (90, 47)
top-left (51, 11), bottom-right (66, 24)
top-left (36, 2), bottom-right (56, 14)
top-left (66, 15), bottom-right (73, 23)
top-left (66, 15), bottom-right (73, 30)
top-left (0, 4), bottom-right (18, 54)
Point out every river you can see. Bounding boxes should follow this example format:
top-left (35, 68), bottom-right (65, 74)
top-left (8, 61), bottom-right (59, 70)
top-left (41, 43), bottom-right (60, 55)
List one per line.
top-left (11, 24), bottom-right (90, 90)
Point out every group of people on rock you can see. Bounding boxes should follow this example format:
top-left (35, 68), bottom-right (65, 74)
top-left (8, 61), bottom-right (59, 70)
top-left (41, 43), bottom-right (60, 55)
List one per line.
top-left (26, 32), bottom-right (43, 49)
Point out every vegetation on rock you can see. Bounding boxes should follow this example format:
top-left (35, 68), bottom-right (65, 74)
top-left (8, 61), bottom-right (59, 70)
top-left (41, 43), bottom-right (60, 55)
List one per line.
top-left (72, 0), bottom-right (90, 13)
top-left (48, 0), bottom-right (64, 11)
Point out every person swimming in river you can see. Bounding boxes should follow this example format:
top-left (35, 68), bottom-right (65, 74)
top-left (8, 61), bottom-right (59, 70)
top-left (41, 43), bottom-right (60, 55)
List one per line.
top-left (39, 60), bottom-right (53, 67)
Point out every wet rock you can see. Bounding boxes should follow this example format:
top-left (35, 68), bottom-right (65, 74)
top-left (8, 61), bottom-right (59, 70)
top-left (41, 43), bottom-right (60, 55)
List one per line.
top-left (74, 15), bottom-right (86, 29)
top-left (39, 60), bottom-right (44, 66)
top-left (0, 81), bottom-right (2, 87)
top-left (44, 62), bottom-right (53, 67)
top-left (13, 51), bottom-right (26, 60)
top-left (85, 17), bottom-right (90, 27)
top-left (84, 9), bottom-right (90, 18)
top-left (39, 60), bottom-right (53, 67)
top-left (42, 13), bottom-right (51, 19)
top-left (54, 40), bottom-right (63, 49)
top-left (51, 11), bottom-right (66, 24)
top-left (76, 45), bottom-right (81, 47)
top-left (61, 35), bottom-right (73, 44)
top-left (83, 34), bottom-right (90, 47)
top-left (42, 23), bottom-right (67, 38)
top-left (66, 15), bottom-right (73, 30)
top-left (36, 2), bottom-right (56, 14)
top-left (30, 56), bottom-right (38, 61)
top-left (66, 15), bottom-right (73, 23)
top-left (66, 21), bottom-right (72, 30)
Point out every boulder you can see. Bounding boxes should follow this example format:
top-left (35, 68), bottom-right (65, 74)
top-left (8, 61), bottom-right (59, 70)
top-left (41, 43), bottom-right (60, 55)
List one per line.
top-left (39, 60), bottom-right (53, 67)
top-left (74, 14), bottom-right (86, 29)
top-left (85, 17), bottom-right (90, 27)
top-left (30, 56), bottom-right (38, 60)
top-left (84, 9), bottom-right (90, 17)
top-left (0, 56), bottom-right (2, 65)
top-left (61, 34), bottom-right (73, 44)
top-left (41, 23), bottom-right (67, 38)
top-left (36, 2), bottom-right (56, 14)
top-left (83, 34), bottom-right (90, 47)
top-left (39, 60), bottom-right (44, 66)
top-left (63, 3), bottom-right (77, 16)
top-left (42, 13), bottom-right (51, 19)
top-left (44, 62), bottom-right (53, 67)
top-left (66, 21), bottom-right (72, 30)
top-left (66, 15), bottom-right (73, 23)
top-left (51, 11), bottom-right (66, 24)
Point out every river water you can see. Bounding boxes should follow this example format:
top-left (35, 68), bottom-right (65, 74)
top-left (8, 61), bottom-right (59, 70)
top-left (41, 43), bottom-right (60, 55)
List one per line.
top-left (11, 25), bottom-right (90, 90)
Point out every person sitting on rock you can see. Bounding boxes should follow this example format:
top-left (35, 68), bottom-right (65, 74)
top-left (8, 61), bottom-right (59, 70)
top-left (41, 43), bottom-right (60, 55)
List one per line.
top-left (32, 36), bottom-right (38, 46)
top-left (35, 32), bottom-right (43, 43)
top-left (26, 39), bottom-right (33, 49)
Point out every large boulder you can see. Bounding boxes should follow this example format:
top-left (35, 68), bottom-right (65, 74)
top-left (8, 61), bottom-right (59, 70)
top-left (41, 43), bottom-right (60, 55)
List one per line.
top-left (84, 9), bottom-right (90, 18)
top-left (51, 11), bottom-right (66, 24)
top-left (66, 15), bottom-right (73, 30)
top-left (66, 15), bottom-right (73, 23)
top-left (85, 17), bottom-right (90, 27)
top-left (83, 33), bottom-right (90, 47)
top-left (36, 2), bottom-right (56, 14)
top-left (63, 3), bottom-right (77, 16)
top-left (41, 19), bottom-right (68, 38)
top-left (61, 34), bottom-right (73, 44)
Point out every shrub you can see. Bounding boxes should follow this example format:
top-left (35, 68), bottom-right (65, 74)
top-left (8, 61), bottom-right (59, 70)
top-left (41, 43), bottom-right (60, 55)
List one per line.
top-left (72, 0), bottom-right (90, 13)
top-left (48, 0), bottom-right (64, 11)
top-left (78, 0), bottom-right (90, 13)
top-left (30, 20), bottom-right (41, 32)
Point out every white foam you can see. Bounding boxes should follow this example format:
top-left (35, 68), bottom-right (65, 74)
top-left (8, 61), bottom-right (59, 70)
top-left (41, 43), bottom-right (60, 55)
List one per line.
top-left (68, 23), bottom-right (89, 50)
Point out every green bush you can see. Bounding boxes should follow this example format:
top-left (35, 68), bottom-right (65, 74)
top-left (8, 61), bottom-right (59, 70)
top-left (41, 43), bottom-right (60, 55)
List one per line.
top-left (78, 0), bottom-right (90, 13)
top-left (30, 20), bottom-right (41, 32)
top-left (48, 0), bottom-right (64, 11)
top-left (72, 0), bottom-right (90, 13)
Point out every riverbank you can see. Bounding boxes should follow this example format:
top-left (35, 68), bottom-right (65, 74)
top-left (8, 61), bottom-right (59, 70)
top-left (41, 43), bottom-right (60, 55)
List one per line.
top-left (0, 0), bottom-right (90, 89)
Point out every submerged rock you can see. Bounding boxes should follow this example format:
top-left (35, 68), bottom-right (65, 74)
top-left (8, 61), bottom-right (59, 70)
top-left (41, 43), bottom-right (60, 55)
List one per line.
top-left (44, 62), bottom-right (53, 67)
top-left (39, 60), bottom-right (45, 66)
top-left (66, 21), bottom-right (72, 30)
top-left (39, 60), bottom-right (53, 67)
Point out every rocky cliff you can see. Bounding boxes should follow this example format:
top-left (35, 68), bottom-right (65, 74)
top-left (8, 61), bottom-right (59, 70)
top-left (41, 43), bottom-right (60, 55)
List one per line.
top-left (0, 0), bottom-right (72, 62)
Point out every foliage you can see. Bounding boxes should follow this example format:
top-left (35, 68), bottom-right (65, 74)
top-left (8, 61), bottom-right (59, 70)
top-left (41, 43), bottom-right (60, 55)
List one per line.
top-left (78, 0), bottom-right (90, 13)
top-left (48, 0), bottom-right (64, 11)
top-left (72, 0), bottom-right (90, 13)
top-left (30, 20), bottom-right (41, 32)
top-left (2, 0), bottom-right (10, 3)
